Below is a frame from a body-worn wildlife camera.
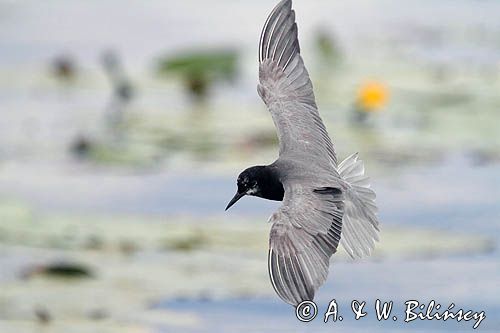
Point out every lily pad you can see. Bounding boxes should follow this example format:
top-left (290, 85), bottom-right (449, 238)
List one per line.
top-left (156, 49), bottom-right (238, 100)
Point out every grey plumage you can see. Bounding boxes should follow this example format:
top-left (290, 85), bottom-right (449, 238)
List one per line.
top-left (338, 153), bottom-right (380, 258)
top-left (258, 0), bottom-right (380, 306)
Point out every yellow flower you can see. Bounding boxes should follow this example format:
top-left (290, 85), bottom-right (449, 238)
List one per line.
top-left (357, 81), bottom-right (389, 112)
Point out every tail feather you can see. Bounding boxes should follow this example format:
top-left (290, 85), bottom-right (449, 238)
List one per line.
top-left (338, 153), bottom-right (380, 259)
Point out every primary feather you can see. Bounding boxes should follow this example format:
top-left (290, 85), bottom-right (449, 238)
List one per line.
top-left (258, 0), bottom-right (337, 169)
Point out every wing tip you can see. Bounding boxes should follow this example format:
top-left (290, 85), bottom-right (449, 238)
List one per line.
top-left (259, 0), bottom-right (299, 65)
top-left (268, 247), bottom-right (316, 307)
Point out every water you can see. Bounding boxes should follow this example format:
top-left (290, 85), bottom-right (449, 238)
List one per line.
top-left (0, 1), bottom-right (499, 332)
top-left (160, 297), bottom-right (499, 332)
top-left (149, 156), bottom-right (500, 332)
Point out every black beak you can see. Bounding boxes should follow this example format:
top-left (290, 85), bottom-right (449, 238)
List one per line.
top-left (225, 192), bottom-right (245, 211)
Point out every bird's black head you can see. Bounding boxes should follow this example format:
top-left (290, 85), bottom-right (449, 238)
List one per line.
top-left (225, 166), bottom-right (264, 211)
top-left (225, 165), bottom-right (284, 211)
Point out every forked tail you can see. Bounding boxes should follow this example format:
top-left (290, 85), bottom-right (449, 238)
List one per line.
top-left (338, 153), bottom-right (380, 258)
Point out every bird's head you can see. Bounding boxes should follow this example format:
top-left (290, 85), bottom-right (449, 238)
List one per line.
top-left (225, 167), bottom-right (262, 211)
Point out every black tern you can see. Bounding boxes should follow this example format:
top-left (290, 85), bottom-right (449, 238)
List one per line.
top-left (101, 50), bottom-right (134, 133)
top-left (102, 50), bottom-right (134, 103)
top-left (226, 0), bottom-right (380, 306)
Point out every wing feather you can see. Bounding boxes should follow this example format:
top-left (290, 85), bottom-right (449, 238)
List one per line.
top-left (258, 0), bottom-right (337, 169)
top-left (338, 153), bottom-right (380, 258)
top-left (259, 0), bottom-right (380, 307)
top-left (268, 181), bottom-right (344, 306)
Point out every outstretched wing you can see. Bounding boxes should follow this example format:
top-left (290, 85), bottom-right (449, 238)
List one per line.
top-left (258, 0), bottom-right (338, 168)
top-left (268, 181), bottom-right (344, 306)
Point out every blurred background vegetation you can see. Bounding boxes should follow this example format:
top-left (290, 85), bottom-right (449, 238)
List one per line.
top-left (0, 1), bottom-right (499, 332)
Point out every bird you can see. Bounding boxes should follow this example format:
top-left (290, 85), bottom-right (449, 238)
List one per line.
top-left (225, 0), bottom-right (380, 307)
top-left (101, 50), bottom-right (134, 103)
top-left (100, 50), bottom-right (135, 134)
top-left (51, 54), bottom-right (77, 83)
